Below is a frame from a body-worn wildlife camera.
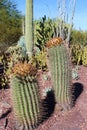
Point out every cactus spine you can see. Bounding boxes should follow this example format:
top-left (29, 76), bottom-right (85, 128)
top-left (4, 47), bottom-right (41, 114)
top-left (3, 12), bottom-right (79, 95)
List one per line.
top-left (11, 63), bottom-right (42, 129)
top-left (25, 0), bottom-right (34, 58)
top-left (47, 37), bottom-right (72, 111)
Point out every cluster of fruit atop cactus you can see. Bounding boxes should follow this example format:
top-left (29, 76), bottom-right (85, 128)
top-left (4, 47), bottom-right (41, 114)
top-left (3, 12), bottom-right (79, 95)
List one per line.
top-left (12, 61), bottom-right (37, 77)
top-left (46, 37), bottom-right (63, 48)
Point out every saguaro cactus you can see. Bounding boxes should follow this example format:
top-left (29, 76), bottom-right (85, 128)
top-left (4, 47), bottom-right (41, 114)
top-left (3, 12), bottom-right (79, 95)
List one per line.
top-left (25, 0), bottom-right (34, 59)
top-left (46, 37), bottom-right (72, 111)
top-left (11, 62), bottom-right (42, 129)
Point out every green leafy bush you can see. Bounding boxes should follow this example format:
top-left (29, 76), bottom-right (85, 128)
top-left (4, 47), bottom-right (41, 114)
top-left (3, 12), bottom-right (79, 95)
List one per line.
top-left (0, 0), bottom-right (22, 52)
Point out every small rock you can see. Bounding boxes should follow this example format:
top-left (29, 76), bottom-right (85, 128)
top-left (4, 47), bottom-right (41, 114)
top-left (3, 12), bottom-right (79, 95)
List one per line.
top-left (2, 101), bottom-right (11, 109)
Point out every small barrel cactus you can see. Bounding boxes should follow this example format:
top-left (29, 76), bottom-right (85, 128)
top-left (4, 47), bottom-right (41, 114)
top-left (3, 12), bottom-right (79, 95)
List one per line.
top-left (46, 37), bottom-right (73, 111)
top-left (11, 62), bottom-right (42, 129)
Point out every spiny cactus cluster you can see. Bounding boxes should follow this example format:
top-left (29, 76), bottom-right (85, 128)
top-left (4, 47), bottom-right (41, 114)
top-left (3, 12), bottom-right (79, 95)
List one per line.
top-left (34, 15), bottom-right (53, 50)
top-left (82, 45), bottom-right (87, 66)
top-left (11, 62), bottom-right (42, 130)
top-left (46, 37), bottom-right (72, 110)
top-left (32, 49), bottom-right (47, 71)
top-left (70, 43), bottom-right (83, 65)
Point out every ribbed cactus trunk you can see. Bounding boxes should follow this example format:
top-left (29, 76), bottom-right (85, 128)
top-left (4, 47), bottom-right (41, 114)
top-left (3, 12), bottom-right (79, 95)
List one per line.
top-left (47, 38), bottom-right (72, 111)
top-left (22, 16), bottom-right (25, 35)
top-left (25, 0), bottom-right (34, 59)
top-left (11, 76), bottom-right (42, 130)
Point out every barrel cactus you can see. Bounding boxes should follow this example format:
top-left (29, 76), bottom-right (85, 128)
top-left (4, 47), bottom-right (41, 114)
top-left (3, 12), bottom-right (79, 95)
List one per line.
top-left (46, 37), bottom-right (73, 111)
top-left (11, 62), bottom-right (42, 129)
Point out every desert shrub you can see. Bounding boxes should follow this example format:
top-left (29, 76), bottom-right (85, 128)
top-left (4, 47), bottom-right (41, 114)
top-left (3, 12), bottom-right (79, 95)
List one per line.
top-left (0, 0), bottom-right (22, 52)
top-left (70, 30), bottom-right (87, 46)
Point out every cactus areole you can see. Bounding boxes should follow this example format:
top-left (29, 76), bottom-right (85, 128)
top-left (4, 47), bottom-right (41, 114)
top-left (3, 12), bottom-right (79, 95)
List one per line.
top-left (46, 37), bottom-right (73, 111)
top-left (25, 0), bottom-right (34, 59)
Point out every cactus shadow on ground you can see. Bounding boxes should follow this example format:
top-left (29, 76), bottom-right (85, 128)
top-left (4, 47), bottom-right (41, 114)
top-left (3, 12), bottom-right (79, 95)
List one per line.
top-left (72, 82), bottom-right (83, 105)
top-left (42, 90), bottom-right (56, 121)
top-left (0, 108), bottom-right (12, 119)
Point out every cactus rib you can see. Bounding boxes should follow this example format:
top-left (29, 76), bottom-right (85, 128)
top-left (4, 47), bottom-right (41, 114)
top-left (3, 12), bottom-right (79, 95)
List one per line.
top-left (47, 38), bottom-right (72, 111)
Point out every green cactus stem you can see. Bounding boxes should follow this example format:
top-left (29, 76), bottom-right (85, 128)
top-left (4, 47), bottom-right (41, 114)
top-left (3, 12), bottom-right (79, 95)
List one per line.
top-left (11, 75), bottom-right (42, 129)
top-left (47, 38), bottom-right (73, 111)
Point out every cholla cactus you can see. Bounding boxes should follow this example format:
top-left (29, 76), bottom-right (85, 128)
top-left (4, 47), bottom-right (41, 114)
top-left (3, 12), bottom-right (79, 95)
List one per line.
top-left (46, 37), bottom-right (73, 111)
top-left (70, 44), bottom-right (83, 65)
top-left (82, 46), bottom-right (87, 66)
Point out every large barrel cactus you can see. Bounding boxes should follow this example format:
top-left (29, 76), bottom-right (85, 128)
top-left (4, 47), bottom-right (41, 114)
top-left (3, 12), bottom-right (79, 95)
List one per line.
top-left (46, 37), bottom-right (73, 111)
top-left (11, 62), bottom-right (42, 129)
